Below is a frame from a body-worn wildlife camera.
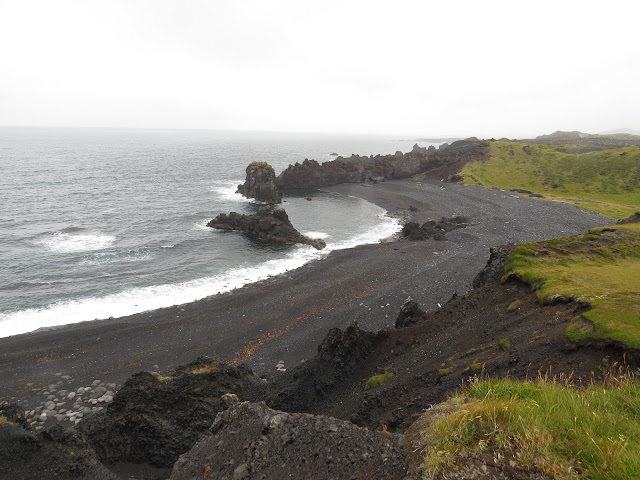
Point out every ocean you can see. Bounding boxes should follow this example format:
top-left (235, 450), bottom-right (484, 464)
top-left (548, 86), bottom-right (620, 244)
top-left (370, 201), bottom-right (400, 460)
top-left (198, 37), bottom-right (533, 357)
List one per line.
top-left (0, 127), bottom-right (428, 338)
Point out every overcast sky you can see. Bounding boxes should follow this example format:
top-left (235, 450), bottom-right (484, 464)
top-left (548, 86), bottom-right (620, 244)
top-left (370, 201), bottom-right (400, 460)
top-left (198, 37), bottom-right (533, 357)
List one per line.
top-left (1, 0), bottom-right (638, 138)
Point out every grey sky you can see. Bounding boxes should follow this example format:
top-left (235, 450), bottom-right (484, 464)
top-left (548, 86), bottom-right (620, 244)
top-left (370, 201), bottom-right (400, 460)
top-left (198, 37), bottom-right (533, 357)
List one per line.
top-left (1, 0), bottom-right (638, 138)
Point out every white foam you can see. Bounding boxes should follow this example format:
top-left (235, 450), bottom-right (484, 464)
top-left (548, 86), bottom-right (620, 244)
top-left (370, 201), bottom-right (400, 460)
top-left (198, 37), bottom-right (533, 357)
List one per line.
top-left (36, 232), bottom-right (115, 253)
top-left (0, 244), bottom-right (325, 338)
top-left (327, 213), bottom-right (401, 252)
top-left (210, 181), bottom-right (252, 203)
top-left (80, 249), bottom-right (152, 266)
top-left (1, 210), bottom-right (401, 339)
top-left (303, 231), bottom-right (330, 240)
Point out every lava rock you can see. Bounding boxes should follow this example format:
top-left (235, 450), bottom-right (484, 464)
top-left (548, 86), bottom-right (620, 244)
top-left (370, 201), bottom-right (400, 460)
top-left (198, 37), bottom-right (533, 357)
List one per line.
top-left (170, 402), bottom-right (407, 480)
top-left (207, 207), bottom-right (326, 249)
top-left (77, 358), bottom-right (270, 469)
top-left (236, 161), bottom-right (282, 203)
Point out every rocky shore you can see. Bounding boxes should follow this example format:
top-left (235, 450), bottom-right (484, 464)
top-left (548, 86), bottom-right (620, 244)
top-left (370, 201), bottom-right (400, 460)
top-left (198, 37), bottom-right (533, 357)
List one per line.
top-left (276, 139), bottom-right (489, 189)
top-left (0, 174), bottom-right (612, 479)
top-left (2, 241), bottom-right (635, 479)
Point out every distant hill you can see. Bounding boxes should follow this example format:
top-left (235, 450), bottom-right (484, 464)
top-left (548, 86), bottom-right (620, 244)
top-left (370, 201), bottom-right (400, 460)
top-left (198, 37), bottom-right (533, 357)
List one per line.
top-left (600, 128), bottom-right (640, 136)
top-left (527, 130), bottom-right (640, 147)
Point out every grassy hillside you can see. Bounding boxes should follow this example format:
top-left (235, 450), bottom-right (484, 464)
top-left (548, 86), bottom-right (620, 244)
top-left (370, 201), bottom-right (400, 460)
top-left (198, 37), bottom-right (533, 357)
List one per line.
top-left (419, 376), bottom-right (640, 479)
top-left (459, 142), bottom-right (640, 219)
top-left (504, 223), bottom-right (640, 348)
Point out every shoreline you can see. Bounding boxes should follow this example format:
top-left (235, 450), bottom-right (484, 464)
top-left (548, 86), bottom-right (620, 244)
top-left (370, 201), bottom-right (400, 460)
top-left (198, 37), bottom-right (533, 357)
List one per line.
top-left (0, 179), bottom-right (609, 406)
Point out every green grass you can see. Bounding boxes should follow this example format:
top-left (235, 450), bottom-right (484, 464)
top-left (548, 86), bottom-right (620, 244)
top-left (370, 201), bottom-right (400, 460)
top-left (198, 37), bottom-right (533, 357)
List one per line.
top-left (437, 368), bottom-right (453, 378)
top-left (420, 376), bottom-right (640, 479)
top-left (498, 338), bottom-right (511, 350)
top-left (364, 371), bottom-right (394, 390)
top-left (504, 226), bottom-right (640, 348)
top-left (459, 142), bottom-right (640, 219)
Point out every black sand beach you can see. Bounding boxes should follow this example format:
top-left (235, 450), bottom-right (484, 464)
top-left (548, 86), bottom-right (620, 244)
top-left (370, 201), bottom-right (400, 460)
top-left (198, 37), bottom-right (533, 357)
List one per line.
top-left (0, 179), bottom-right (608, 405)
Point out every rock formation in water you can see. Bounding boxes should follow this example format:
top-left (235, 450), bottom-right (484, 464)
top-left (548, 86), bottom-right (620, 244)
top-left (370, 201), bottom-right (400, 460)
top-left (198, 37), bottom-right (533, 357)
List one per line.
top-left (236, 161), bottom-right (283, 203)
top-left (207, 206), bottom-right (326, 249)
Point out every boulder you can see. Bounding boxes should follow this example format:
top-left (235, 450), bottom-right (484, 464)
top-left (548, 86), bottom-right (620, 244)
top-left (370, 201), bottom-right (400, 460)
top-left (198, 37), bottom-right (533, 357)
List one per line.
top-left (77, 358), bottom-right (270, 469)
top-left (170, 402), bottom-right (407, 480)
top-left (0, 401), bottom-right (116, 480)
top-left (236, 161), bottom-right (282, 203)
top-left (270, 322), bottom-right (386, 413)
top-left (401, 216), bottom-right (468, 241)
top-left (207, 207), bottom-right (326, 249)
top-left (395, 297), bottom-right (428, 328)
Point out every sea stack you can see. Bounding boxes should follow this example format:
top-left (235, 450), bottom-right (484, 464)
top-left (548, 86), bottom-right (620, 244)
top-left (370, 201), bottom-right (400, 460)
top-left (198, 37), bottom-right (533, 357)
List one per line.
top-left (236, 161), bottom-right (283, 204)
top-left (207, 206), bottom-right (326, 250)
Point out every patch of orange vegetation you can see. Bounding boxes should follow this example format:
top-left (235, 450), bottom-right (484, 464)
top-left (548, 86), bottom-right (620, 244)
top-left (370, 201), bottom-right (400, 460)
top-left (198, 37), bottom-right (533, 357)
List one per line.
top-left (191, 362), bottom-right (219, 374)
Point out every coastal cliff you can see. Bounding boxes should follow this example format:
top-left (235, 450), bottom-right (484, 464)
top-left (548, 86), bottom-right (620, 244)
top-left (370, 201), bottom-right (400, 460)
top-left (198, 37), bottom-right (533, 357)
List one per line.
top-left (275, 140), bottom-right (489, 189)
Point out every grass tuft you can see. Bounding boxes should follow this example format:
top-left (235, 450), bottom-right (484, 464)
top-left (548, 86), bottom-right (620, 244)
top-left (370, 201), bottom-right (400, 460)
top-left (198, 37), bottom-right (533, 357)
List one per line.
top-left (364, 371), bottom-right (394, 390)
top-left (190, 362), bottom-right (219, 375)
top-left (504, 227), bottom-right (640, 348)
top-left (507, 299), bottom-right (522, 312)
top-left (421, 375), bottom-right (640, 479)
top-left (498, 339), bottom-right (511, 350)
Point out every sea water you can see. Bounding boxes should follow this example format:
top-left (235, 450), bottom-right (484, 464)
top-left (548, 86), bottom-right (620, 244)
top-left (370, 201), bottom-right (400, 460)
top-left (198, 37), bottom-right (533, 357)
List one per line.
top-left (0, 127), bottom-right (428, 338)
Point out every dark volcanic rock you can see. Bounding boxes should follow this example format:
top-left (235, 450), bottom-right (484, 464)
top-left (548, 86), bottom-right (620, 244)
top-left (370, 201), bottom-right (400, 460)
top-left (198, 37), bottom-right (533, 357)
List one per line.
top-left (472, 244), bottom-right (516, 289)
top-left (617, 211), bottom-right (640, 224)
top-left (271, 322), bottom-right (387, 413)
top-left (395, 297), bottom-right (428, 328)
top-left (77, 358), bottom-right (270, 468)
top-left (207, 206), bottom-right (326, 249)
top-left (401, 216), bottom-right (468, 241)
top-left (0, 401), bottom-right (116, 480)
top-left (170, 402), bottom-right (407, 480)
top-left (276, 147), bottom-right (432, 189)
top-left (236, 161), bottom-right (283, 203)
top-left (274, 138), bottom-right (489, 190)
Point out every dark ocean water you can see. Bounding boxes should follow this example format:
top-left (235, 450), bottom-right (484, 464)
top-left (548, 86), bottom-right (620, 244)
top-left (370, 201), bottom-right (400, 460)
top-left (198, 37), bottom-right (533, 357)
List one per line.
top-left (0, 127), bottom-right (428, 337)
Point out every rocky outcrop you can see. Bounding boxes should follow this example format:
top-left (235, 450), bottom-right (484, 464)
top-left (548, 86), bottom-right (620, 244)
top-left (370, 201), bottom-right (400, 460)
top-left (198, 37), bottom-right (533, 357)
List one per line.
top-left (617, 212), bottom-right (640, 224)
top-left (0, 401), bottom-right (116, 480)
top-left (77, 358), bottom-right (269, 469)
top-left (401, 216), bottom-right (468, 241)
top-left (276, 140), bottom-right (489, 189)
top-left (170, 401), bottom-right (407, 480)
top-left (270, 322), bottom-right (386, 413)
top-left (275, 147), bottom-right (432, 189)
top-left (207, 206), bottom-right (326, 249)
top-left (395, 297), bottom-right (428, 328)
top-left (237, 161), bottom-right (283, 203)
top-left (471, 244), bottom-right (516, 289)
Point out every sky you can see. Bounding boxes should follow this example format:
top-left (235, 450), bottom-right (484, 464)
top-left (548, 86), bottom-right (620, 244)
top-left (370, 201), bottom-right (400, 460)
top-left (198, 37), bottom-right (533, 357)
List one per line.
top-left (1, 0), bottom-right (638, 138)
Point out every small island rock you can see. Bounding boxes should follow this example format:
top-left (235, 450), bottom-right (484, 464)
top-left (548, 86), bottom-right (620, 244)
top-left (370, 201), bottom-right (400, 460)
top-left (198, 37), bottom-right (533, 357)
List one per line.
top-left (208, 207), bottom-right (326, 250)
top-left (236, 161), bottom-right (283, 204)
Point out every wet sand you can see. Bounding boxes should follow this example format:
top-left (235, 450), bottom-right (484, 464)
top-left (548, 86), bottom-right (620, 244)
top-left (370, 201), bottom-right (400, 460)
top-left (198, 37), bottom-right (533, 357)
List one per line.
top-left (0, 179), bottom-right (609, 403)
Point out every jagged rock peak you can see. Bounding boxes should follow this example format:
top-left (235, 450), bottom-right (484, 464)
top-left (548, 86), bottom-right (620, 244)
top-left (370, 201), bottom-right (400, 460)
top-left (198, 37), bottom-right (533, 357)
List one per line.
top-left (236, 161), bottom-right (283, 204)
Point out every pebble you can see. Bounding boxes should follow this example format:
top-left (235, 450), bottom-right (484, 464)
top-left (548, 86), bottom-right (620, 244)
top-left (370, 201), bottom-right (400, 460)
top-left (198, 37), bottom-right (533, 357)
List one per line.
top-left (18, 374), bottom-right (120, 429)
